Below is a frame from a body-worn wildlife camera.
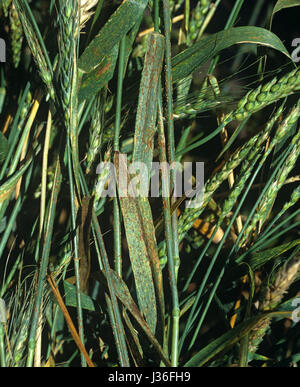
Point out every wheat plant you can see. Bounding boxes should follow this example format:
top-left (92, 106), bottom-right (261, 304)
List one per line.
top-left (0, 0), bottom-right (299, 368)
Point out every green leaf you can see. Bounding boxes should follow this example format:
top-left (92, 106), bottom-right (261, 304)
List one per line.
top-left (184, 311), bottom-right (292, 367)
top-left (248, 239), bottom-right (300, 271)
top-left (79, 0), bottom-right (148, 73)
top-left (96, 268), bottom-right (170, 366)
top-left (114, 152), bottom-right (160, 336)
top-left (273, 0), bottom-right (300, 14)
top-left (122, 309), bottom-right (144, 366)
top-left (0, 159), bottom-right (30, 204)
top-left (78, 4), bottom-right (145, 102)
top-left (0, 132), bottom-right (8, 165)
top-left (136, 195), bottom-right (165, 341)
top-left (0, 87), bottom-right (6, 114)
top-left (63, 281), bottom-right (95, 312)
top-left (78, 44), bottom-right (119, 103)
top-left (172, 26), bottom-right (291, 82)
top-left (133, 33), bottom-right (165, 173)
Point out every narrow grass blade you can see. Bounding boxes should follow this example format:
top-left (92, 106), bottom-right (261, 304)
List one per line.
top-left (0, 158), bottom-right (30, 204)
top-left (0, 86), bottom-right (5, 115)
top-left (46, 274), bottom-right (95, 367)
top-left (136, 193), bottom-right (165, 342)
top-left (84, 0), bottom-right (105, 45)
top-left (78, 195), bottom-right (94, 294)
top-left (0, 132), bottom-right (8, 165)
top-left (162, 0), bottom-right (181, 367)
top-left (92, 212), bottom-right (130, 366)
top-left (172, 26), bottom-right (291, 82)
top-left (273, 0), bottom-right (300, 14)
top-left (184, 311), bottom-right (292, 367)
top-left (96, 269), bottom-right (171, 367)
top-left (26, 156), bottom-right (62, 367)
top-left (246, 238), bottom-right (300, 270)
top-left (122, 309), bottom-right (144, 367)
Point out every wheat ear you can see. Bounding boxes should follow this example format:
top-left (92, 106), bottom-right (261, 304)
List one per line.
top-left (225, 67), bottom-right (300, 122)
top-left (249, 256), bottom-right (300, 354)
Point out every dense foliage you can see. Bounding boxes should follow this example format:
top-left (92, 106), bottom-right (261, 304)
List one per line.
top-left (0, 0), bottom-right (299, 367)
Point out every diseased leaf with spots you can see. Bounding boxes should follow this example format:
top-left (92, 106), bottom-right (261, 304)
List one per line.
top-left (0, 132), bottom-right (8, 165)
top-left (114, 152), bottom-right (160, 336)
top-left (79, 0), bottom-right (148, 73)
top-left (78, 45), bottom-right (118, 102)
top-left (133, 33), bottom-right (165, 173)
top-left (78, 1), bottom-right (146, 101)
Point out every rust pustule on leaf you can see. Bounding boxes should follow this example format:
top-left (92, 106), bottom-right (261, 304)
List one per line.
top-left (96, 62), bottom-right (111, 77)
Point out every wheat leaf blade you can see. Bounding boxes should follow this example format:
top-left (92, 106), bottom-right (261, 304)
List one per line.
top-left (172, 26), bottom-right (291, 82)
top-left (79, 0), bottom-right (149, 73)
top-left (133, 33), bottom-right (165, 171)
top-left (114, 152), bottom-right (158, 335)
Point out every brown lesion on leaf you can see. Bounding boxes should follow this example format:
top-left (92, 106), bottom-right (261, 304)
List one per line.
top-left (96, 62), bottom-right (111, 77)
